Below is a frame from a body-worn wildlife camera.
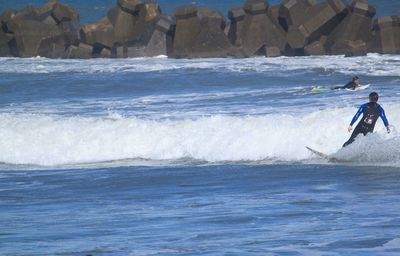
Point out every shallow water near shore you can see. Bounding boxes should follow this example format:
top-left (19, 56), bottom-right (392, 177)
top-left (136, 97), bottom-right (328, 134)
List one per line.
top-left (1, 53), bottom-right (400, 255)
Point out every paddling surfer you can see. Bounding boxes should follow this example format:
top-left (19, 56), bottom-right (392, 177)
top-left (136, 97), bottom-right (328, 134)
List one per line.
top-left (311, 76), bottom-right (362, 92)
top-left (343, 92), bottom-right (390, 147)
top-left (333, 76), bottom-right (361, 90)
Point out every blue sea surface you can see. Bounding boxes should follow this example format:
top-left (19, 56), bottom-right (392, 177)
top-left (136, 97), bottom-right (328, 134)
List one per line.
top-left (1, 164), bottom-right (400, 255)
top-left (1, 0), bottom-right (400, 23)
top-left (1, 53), bottom-right (400, 255)
top-left (1, 1), bottom-right (400, 254)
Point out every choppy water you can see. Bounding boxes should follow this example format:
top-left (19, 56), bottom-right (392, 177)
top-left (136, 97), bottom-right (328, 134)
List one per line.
top-left (2, 165), bottom-right (400, 256)
top-left (1, 53), bottom-right (400, 255)
top-left (1, 54), bottom-right (400, 167)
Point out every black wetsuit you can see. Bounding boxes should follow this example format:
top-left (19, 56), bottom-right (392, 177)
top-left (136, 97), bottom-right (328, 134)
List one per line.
top-left (343, 102), bottom-right (389, 147)
top-left (333, 81), bottom-right (357, 90)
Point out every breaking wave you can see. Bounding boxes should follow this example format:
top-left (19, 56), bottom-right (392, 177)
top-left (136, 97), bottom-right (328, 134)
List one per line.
top-left (1, 105), bottom-right (399, 167)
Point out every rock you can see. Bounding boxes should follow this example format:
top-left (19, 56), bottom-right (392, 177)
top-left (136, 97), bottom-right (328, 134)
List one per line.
top-left (111, 45), bottom-right (142, 58)
top-left (107, 5), bottom-right (138, 44)
top-left (112, 14), bottom-right (174, 58)
top-left (114, 45), bottom-right (125, 58)
top-left (0, 30), bottom-right (13, 56)
top-left (137, 2), bottom-right (161, 22)
top-left (130, 3), bottom-right (162, 44)
top-left (41, 15), bottom-right (58, 26)
top-left (240, 0), bottom-right (273, 54)
top-left (268, 4), bottom-right (282, 29)
top-left (286, 0), bottom-right (347, 49)
top-left (65, 43), bottom-right (92, 58)
top-left (80, 17), bottom-right (115, 48)
top-left (244, 0), bottom-right (268, 15)
top-left (2, 0), bottom-right (398, 58)
top-left (81, 1), bottom-right (162, 55)
top-left (224, 22), bottom-right (230, 36)
top-left (17, 1), bottom-right (79, 27)
top-left (1, 10), bottom-right (18, 33)
top-left (327, 0), bottom-right (376, 55)
top-left (58, 23), bottom-right (79, 45)
top-left (0, 1), bottom-right (80, 57)
top-left (99, 47), bottom-right (112, 58)
top-left (35, 0), bottom-right (57, 19)
top-left (331, 39), bottom-right (368, 56)
top-left (20, 6), bottom-right (41, 21)
top-left (278, 0), bottom-right (314, 31)
top-left (118, 0), bottom-right (141, 14)
top-left (126, 45), bottom-right (147, 57)
top-left (11, 19), bottom-right (64, 57)
top-left (304, 40), bottom-right (326, 55)
top-left (51, 2), bottom-right (79, 24)
top-left (227, 7), bottom-right (246, 46)
top-left (371, 16), bottom-right (400, 54)
top-left (156, 14), bottom-right (174, 34)
top-left (265, 46), bottom-right (282, 57)
top-left (175, 5), bottom-right (198, 19)
top-left (144, 15), bottom-right (174, 56)
top-left (3, 12), bottom-right (25, 34)
top-left (37, 35), bottom-right (66, 58)
top-left (228, 0), bottom-right (287, 56)
top-left (172, 6), bottom-right (232, 58)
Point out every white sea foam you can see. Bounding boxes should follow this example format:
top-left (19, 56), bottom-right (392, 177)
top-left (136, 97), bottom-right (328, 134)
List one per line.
top-left (0, 105), bottom-right (399, 167)
top-left (0, 54), bottom-right (399, 76)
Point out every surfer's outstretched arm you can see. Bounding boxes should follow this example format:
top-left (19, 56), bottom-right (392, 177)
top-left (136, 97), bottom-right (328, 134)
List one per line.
top-left (350, 104), bottom-right (366, 126)
top-left (378, 106), bottom-right (389, 127)
top-left (379, 106), bottom-right (390, 133)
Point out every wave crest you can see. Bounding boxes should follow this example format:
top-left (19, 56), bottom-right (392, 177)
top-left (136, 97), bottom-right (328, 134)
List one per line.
top-left (1, 108), bottom-right (398, 167)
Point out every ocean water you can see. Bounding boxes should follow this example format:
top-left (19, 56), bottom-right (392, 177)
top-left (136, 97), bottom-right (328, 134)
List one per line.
top-left (1, 0), bottom-right (400, 24)
top-left (1, 53), bottom-right (400, 255)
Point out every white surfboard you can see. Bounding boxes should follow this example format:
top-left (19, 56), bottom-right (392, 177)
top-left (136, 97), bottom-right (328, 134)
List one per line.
top-left (306, 146), bottom-right (338, 162)
top-left (345, 84), bottom-right (370, 91)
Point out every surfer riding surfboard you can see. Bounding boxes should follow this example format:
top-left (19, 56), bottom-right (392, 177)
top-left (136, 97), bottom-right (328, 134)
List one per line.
top-left (306, 91), bottom-right (391, 161)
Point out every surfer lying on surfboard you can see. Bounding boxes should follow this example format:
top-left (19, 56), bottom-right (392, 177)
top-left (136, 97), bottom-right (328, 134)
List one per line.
top-left (311, 76), bottom-right (369, 92)
top-left (332, 76), bottom-right (361, 90)
top-left (343, 92), bottom-right (390, 147)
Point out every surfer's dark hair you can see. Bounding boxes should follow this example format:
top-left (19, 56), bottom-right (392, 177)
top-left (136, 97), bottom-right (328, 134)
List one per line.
top-left (369, 92), bottom-right (379, 102)
top-left (352, 76), bottom-right (359, 81)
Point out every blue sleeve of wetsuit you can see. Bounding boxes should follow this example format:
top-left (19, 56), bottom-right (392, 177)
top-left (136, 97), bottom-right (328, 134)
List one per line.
top-left (350, 104), bottom-right (366, 126)
top-left (379, 106), bottom-right (389, 127)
